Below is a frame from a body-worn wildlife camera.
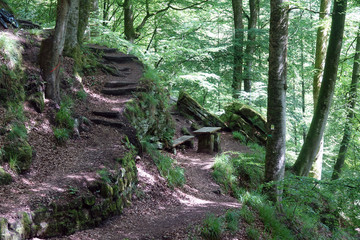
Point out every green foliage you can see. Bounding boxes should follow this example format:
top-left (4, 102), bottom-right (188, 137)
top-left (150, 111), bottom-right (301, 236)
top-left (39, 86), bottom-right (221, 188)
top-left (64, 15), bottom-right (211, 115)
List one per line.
top-left (4, 139), bottom-right (32, 173)
top-left (232, 131), bottom-right (246, 143)
top-left (4, 102), bottom-right (26, 123)
top-left (0, 167), bottom-right (12, 185)
top-left (200, 214), bottom-right (223, 240)
top-left (97, 169), bottom-right (112, 184)
top-left (213, 149), bottom-right (264, 196)
top-left (67, 185), bottom-right (79, 195)
top-left (239, 205), bottom-right (255, 224)
top-left (76, 89), bottom-right (87, 101)
top-left (246, 225), bottom-right (260, 240)
top-left (125, 67), bottom-right (175, 148)
top-left (7, 122), bottom-right (27, 141)
top-left (280, 175), bottom-right (360, 237)
top-left (54, 96), bottom-right (75, 143)
top-left (224, 210), bottom-right (240, 232)
top-left (0, 32), bottom-right (25, 105)
top-left (142, 141), bottom-right (185, 188)
top-left (53, 128), bottom-right (70, 144)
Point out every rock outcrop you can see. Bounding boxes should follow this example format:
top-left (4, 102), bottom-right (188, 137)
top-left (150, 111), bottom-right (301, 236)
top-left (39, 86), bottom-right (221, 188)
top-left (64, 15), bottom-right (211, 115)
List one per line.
top-left (222, 102), bottom-right (267, 145)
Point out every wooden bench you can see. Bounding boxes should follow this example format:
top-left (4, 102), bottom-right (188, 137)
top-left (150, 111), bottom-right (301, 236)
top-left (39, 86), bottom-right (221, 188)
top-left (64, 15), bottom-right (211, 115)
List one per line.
top-left (193, 127), bottom-right (221, 153)
top-left (172, 135), bottom-right (195, 148)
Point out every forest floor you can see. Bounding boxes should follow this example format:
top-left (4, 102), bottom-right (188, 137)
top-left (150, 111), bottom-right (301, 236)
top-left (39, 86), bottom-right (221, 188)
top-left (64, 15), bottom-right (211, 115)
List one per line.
top-left (0, 30), bottom-right (251, 239)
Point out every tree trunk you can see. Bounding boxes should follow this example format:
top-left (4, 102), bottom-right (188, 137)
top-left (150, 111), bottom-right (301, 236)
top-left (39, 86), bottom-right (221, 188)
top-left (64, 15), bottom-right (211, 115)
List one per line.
top-left (292, 0), bottom-right (348, 176)
top-left (243, 0), bottom-right (259, 92)
top-left (63, 0), bottom-right (80, 57)
top-left (40, 0), bottom-right (71, 103)
top-left (77, 0), bottom-right (92, 44)
top-left (332, 25), bottom-right (360, 180)
top-left (124, 0), bottom-right (136, 43)
top-left (265, 0), bottom-right (288, 202)
top-left (309, 0), bottom-right (331, 180)
top-left (231, 0), bottom-right (244, 97)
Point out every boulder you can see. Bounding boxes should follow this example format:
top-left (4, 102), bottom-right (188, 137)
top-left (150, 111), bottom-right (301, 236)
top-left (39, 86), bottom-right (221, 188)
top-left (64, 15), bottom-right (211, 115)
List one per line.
top-left (222, 102), bottom-right (267, 145)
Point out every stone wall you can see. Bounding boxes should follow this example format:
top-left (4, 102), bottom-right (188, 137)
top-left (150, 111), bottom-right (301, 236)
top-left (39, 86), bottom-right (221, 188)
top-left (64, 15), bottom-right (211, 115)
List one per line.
top-left (0, 152), bottom-right (137, 239)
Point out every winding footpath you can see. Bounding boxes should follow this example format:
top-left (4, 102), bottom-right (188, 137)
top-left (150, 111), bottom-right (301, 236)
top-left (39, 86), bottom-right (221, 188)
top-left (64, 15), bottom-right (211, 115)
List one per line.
top-left (49, 46), bottom-right (246, 240)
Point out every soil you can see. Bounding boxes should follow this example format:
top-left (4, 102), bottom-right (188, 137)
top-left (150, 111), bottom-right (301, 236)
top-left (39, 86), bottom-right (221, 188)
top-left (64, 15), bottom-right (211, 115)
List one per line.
top-left (1, 29), bottom-right (251, 240)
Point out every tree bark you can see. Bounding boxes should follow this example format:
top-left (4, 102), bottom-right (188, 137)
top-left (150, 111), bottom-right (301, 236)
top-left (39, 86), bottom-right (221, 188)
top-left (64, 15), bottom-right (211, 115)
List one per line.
top-left (332, 25), bottom-right (360, 180)
top-left (243, 0), bottom-right (259, 92)
top-left (63, 0), bottom-right (80, 57)
top-left (292, 0), bottom-right (348, 176)
top-left (77, 0), bottom-right (92, 44)
top-left (124, 0), bottom-right (137, 43)
top-left (40, 0), bottom-right (71, 103)
top-left (309, 0), bottom-right (331, 180)
top-left (231, 0), bottom-right (244, 97)
top-left (265, 0), bottom-right (288, 202)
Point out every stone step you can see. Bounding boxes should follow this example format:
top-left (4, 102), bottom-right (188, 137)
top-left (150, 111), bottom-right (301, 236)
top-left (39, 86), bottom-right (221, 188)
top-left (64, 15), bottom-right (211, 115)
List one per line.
top-left (92, 111), bottom-right (120, 119)
top-left (101, 86), bottom-right (143, 96)
top-left (103, 54), bottom-right (138, 63)
top-left (104, 81), bottom-right (137, 88)
top-left (90, 118), bottom-right (124, 128)
top-left (88, 44), bottom-right (117, 54)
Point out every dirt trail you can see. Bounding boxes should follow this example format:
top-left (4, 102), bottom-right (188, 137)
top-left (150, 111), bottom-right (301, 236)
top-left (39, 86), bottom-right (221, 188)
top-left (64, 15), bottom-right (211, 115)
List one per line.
top-left (51, 131), bottom-right (249, 240)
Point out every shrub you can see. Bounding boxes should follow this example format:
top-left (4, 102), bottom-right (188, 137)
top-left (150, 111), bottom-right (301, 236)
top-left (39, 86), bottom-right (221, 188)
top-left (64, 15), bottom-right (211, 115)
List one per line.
top-left (200, 214), bottom-right (223, 240)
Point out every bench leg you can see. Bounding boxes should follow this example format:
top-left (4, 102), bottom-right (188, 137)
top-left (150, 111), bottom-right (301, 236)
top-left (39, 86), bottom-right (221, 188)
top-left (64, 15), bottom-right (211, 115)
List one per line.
top-left (197, 134), bottom-right (214, 153)
top-left (214, 132), bottom-right (221, 152)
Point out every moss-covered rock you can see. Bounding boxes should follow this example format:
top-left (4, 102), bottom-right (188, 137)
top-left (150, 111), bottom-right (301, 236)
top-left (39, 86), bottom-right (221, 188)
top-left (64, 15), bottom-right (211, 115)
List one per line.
top-left (222, 102), bottom-right (267, 145)
top-left (177, 91), bottom-right (226, 129)
top-left (0, 167), bottom-right (12, 185)
top-left (4, 139), bottom-right (33, 173)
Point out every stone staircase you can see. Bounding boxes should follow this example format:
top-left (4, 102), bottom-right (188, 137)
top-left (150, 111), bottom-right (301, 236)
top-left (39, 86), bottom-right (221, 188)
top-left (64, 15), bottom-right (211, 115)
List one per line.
top-left (87, 44), bottom-right (143, 149)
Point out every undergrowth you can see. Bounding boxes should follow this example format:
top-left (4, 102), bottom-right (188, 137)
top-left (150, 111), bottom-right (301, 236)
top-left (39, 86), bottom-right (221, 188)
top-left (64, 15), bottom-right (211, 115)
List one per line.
top-left (54, 96), bottom-right (75, 144)
top-left (142, 141), bottom-right (185, 188)
top-left (125, 67), bottom-right (175, 149)
top-left (210, 138), bottom-right (359, 239)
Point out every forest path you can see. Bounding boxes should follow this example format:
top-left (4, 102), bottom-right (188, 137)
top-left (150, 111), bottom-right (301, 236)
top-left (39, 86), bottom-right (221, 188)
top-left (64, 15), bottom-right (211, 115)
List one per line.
top-left (49, 46), bottom-right (249, 240)
top-left (53, 131), bottom-right (249, 239)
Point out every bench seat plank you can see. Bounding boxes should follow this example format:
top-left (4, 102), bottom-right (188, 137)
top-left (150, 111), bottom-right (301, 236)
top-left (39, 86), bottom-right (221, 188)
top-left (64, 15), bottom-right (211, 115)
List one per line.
top-left (193, 127), bottom-right (221, 134)
top-left (172, 135), bottom-right (195, 147)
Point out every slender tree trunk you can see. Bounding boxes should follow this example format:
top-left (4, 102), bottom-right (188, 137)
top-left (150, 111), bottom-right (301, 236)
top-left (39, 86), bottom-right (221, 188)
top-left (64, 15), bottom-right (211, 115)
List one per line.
top-left (124, 0), bottom-right (136, 43)
top-left (332, 26), bottom-right (360, 180)
top-left (63, 0), bottom-right (80, 57)
top-left (309, 0), bottom-right (331, 180)
top-left (292, 0), bottom-right (348, 176)
top-left (244, 0), bottom-right (259, 93)
top-left (231, 0), bottom-right (244, 97)
top-left (265, 0), bottom-right (288, 202)
top-left (40, 0), bottom-right (71, 103)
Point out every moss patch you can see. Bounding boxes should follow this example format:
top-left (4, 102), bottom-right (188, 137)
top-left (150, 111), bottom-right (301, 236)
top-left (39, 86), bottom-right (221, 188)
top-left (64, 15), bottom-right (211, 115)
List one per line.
top-left (0, 167), bottom-right (12, 185)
